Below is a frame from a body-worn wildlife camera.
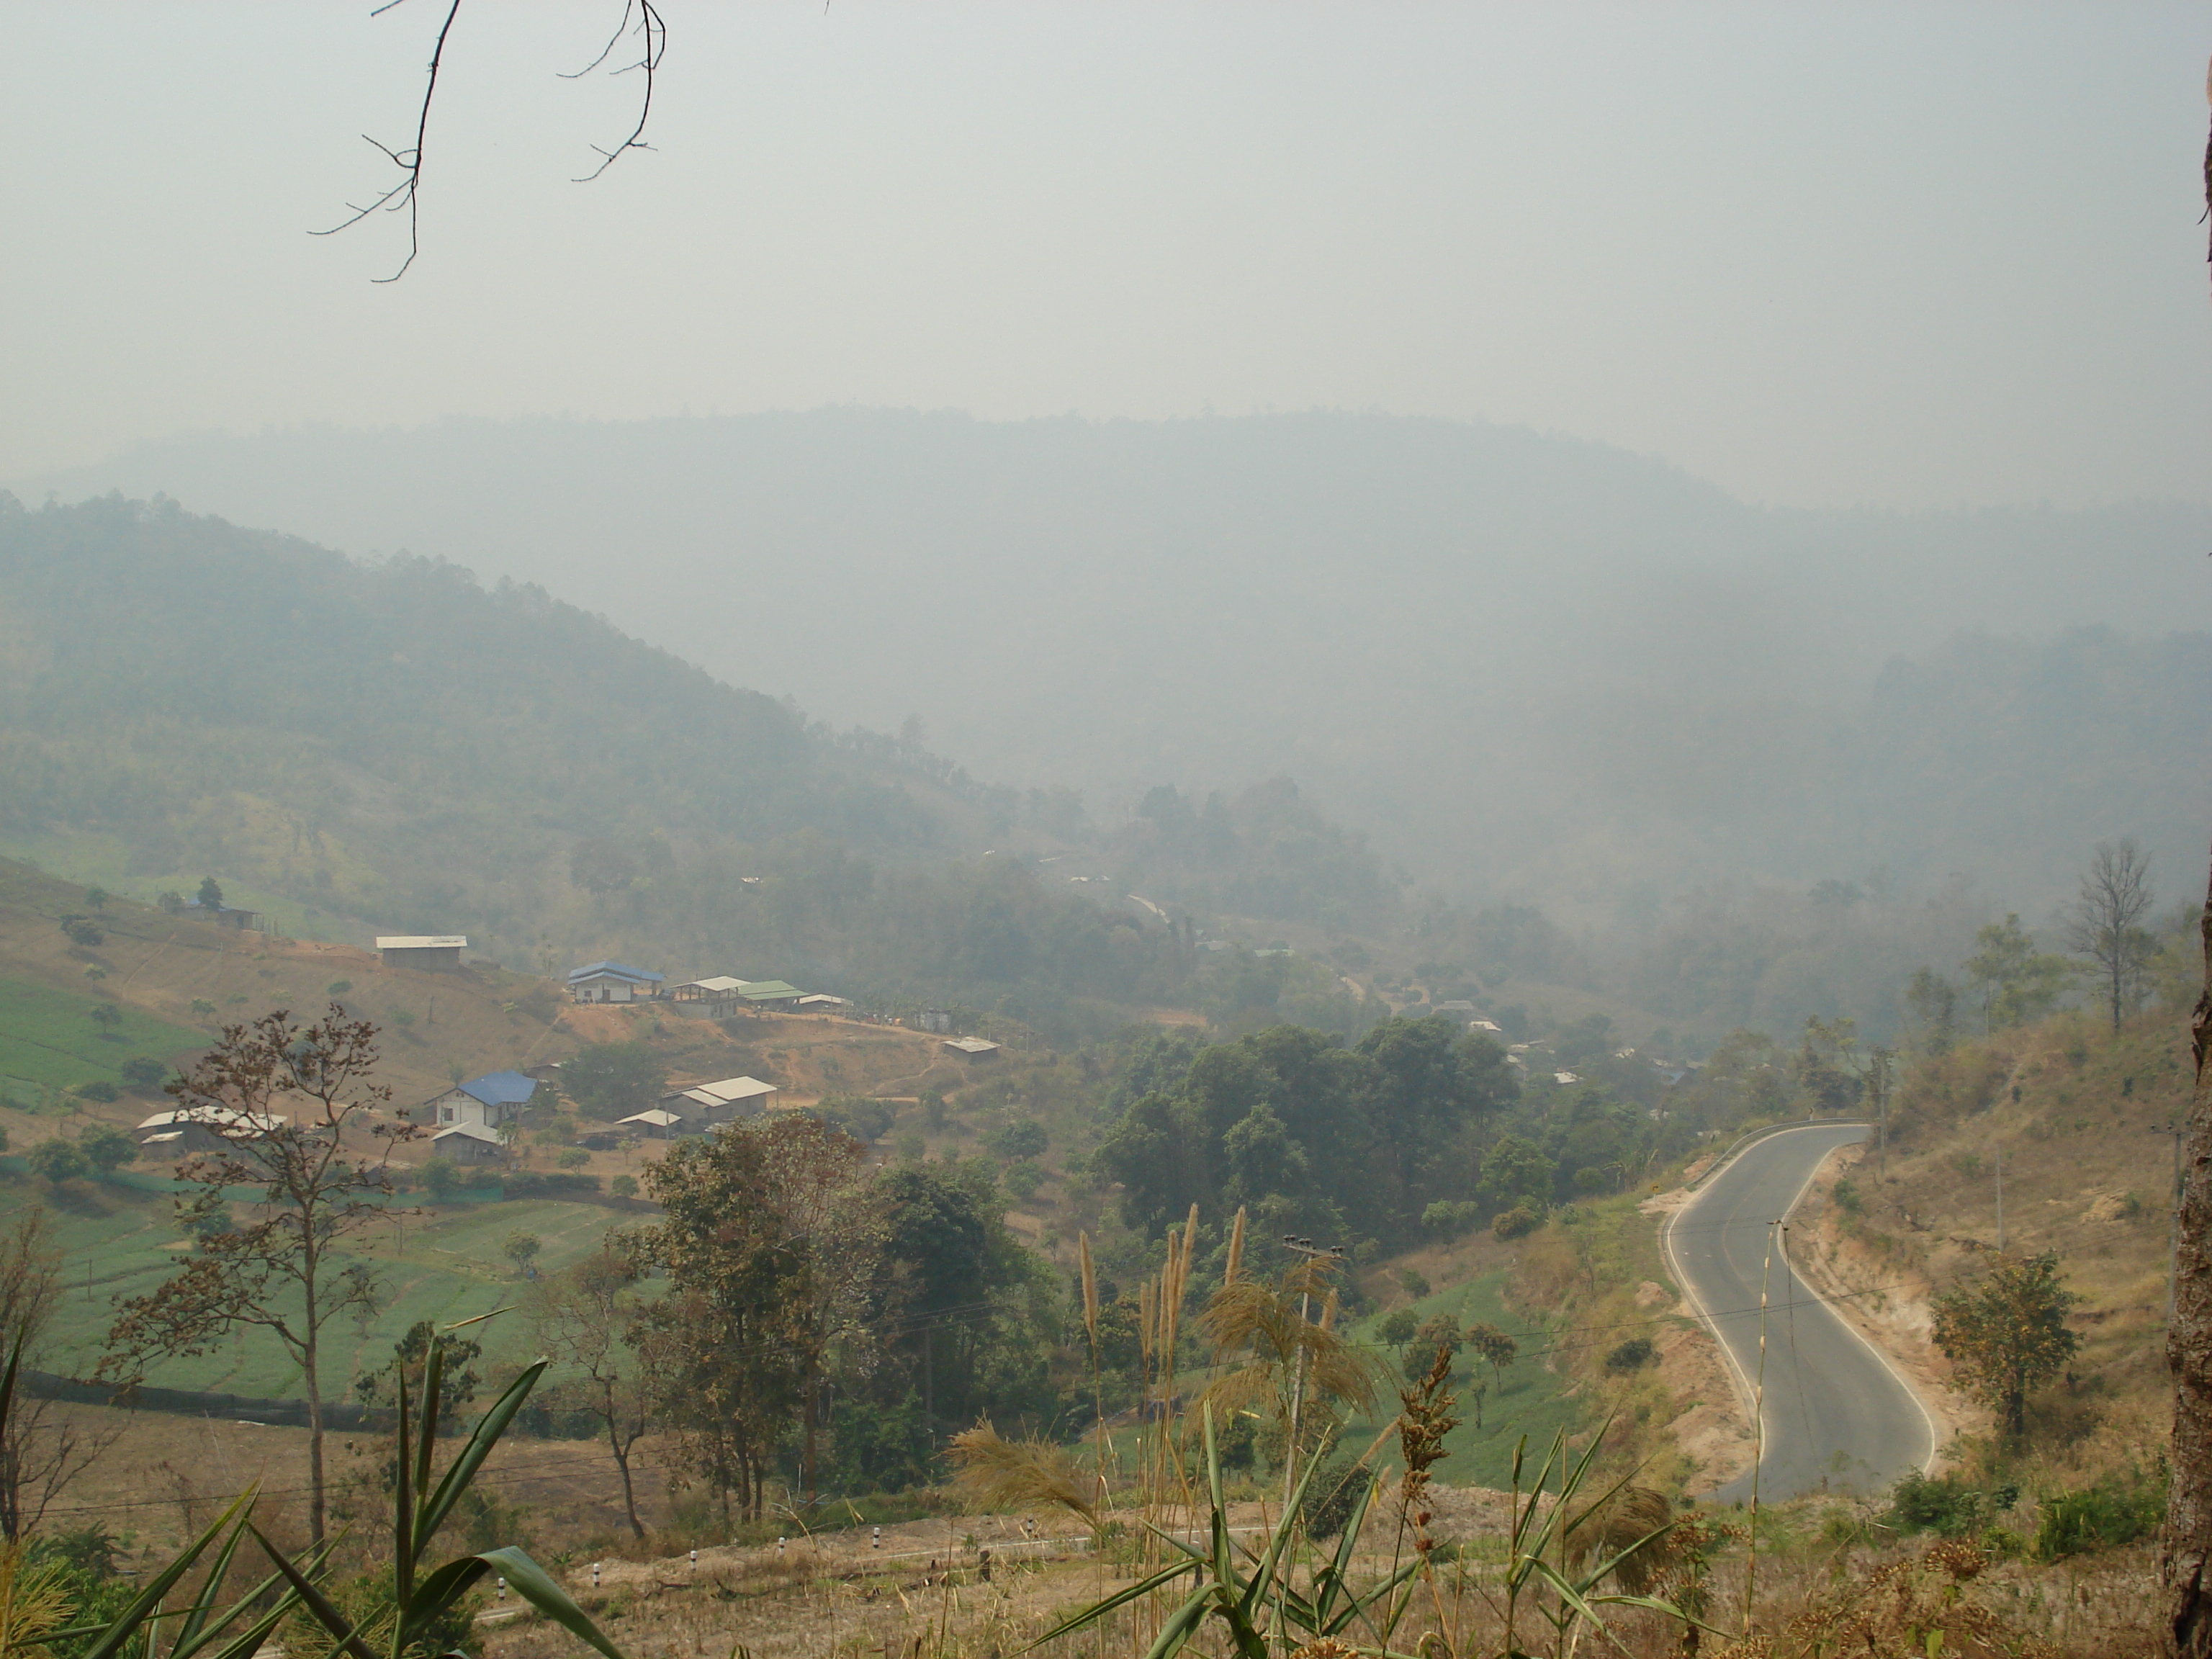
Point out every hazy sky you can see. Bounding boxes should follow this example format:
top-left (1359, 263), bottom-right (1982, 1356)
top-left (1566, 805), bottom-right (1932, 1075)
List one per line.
top-left (5, 2), bottom-right (2207, 510)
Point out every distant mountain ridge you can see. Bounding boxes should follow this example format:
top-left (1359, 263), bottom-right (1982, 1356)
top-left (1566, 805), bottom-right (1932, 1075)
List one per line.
top-left (19, 410), bottom-right (2211, 917)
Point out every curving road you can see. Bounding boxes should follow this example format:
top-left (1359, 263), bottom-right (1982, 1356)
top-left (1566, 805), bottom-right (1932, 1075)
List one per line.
top-left (1663, 1123), bottom-right (1938, 1502)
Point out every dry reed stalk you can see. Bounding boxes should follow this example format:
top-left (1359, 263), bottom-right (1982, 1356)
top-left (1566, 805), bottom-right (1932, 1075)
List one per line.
top-left (1224, 1205), bottom-right (1246, 1287)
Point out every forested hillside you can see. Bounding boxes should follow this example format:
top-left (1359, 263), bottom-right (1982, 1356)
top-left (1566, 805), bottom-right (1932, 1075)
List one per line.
top-left (27, 410), bottom-right (2211, 917)
top-left (0, 495), bottom-right (1384, 1035)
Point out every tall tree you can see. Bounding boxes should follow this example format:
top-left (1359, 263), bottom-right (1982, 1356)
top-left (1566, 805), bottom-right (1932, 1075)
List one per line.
top-left (636, 1124), bottom-right (812, 1523)
top-left (1962, 913), bottom-right (2072, 1033)
top-left (2166, 829), bottom-right (2212, 1658)
top-left (2068, 838), bottom-right (2157, 1033)
top-left (101, 1006), bottom-right (408, 1544)
top-left (750, 1117), bottom-right (884, 1509)
top-left (0, 1210), bottom-right (115, 1538)
top-left (1930, 1252), bottom-right (2078, 1439)
top-left (526, 1241), bottom-right (656, 1538)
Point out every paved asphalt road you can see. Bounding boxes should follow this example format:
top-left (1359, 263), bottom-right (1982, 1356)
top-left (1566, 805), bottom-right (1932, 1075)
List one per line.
top-left (1663, 1123), bottom-right (1936, 1502)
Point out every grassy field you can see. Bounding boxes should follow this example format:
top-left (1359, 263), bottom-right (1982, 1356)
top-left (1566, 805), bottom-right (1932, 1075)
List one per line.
top-left (0, 977), bottom-right (207, 1097)
top-left (1342, 1269), bottom-right (1582, 1489)
top-left (0, 1177), bottom-right (629, 1395)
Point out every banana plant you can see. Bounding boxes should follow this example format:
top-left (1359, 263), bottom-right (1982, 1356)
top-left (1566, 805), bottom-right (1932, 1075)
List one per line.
top-left (252, 1336), bottom-right (626, 1659)
top-left (1026, 1406), bottom-right (1421, 1659)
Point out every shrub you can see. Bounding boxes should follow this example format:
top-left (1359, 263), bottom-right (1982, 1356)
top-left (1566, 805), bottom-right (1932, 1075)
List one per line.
top-left (609, 1173), bottom-right (638, 1199)
top-left (1396, 1267), bottom-right (1431, 1298)
top-left (1886, 1470), bottom-right (2018, 1539)
top-left (1493, 1205), bottom-right (1541, 1241)
top-left (1375, 1308), bottom-right (1420, 1348)
top-left (325, 979), bottom-right (353, 997)
top-left (420, 1156), bottom-right (462, 1199)
top-left (984, 1117), bottom-right (1049, 1159)
top-left (555, 1147), bottom-right (591, 1170)
top-left (1002, 1159), bottom-right (1045, 1202)
top-left (74, 1081), bottom-right (118, 1103)
top-left (2033, 1467), bottom-right (2165, 1560)
top-left (1421, 1200), bottom-right (1483, 1238)
top-left (1604, 1338), bottom-right (1655, 1374)
top-left (1831, 1177), bottom-right (1863, 1215)
top-left (816, 1095), bottom-right (895, 1143)
top-left (79, 1125), bottom-right (136, 1174)
top-left (1299, 1458), bottom-right (1367, 1539)
top-left (60, 918), bottom-right (103, 948)
top-left (27, 1140), bottom-right (88, 1187)
top-left (119, 1056), bottom-right (168, 1092)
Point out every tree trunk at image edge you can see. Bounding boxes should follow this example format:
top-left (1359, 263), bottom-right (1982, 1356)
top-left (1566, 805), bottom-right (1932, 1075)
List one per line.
top-left (2164, 842), bottom-right (2212, 1657)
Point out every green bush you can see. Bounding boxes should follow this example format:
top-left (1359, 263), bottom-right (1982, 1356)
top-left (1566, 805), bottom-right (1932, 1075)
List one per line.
top-left (120, 1056), bottom-right (168, 1092)
top-left (1421, 1200), bottom-right (1483, 1238)
top-left (984, 1117), bottom-right (1048, 1159)
top-left (2033, 1467), bottom-right (2165, 1560)
top-left (609, 1174), bottom-right (638, 1199)
top-left (74, 1080), bottom-right (119, 1102)
top-left (1887, 1470), bottom-right (2018, 1539)
top-left (1493, 1205), bottom-right (1541, 1241)
top-left (1002, 1158), bottom-right (1045, 1202)
top-left (1603, 1338), bottom-right (1655, 1374)
top-left (1831, 1177), bottom-right (1863, 1215)
top-left (1298, 1458), bottom-right (1367, 1539)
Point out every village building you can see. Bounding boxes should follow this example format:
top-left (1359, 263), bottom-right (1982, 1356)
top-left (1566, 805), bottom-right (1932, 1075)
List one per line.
top-left (134, 1105), bottom-right (284, 1156)
top-left (377, 935), bottom-right (468, 971)
top-left (614, 1107), bottom-right (685, 1140)
top-left (796, 993), bottom-right (854, 1015)
top-left (943, 1035), bottom-right (1001, 1057)
top-left (180, 899), bottom-right (261, 932)
top-left (567, 961), bottom-right (666, 1003)
top-left (430, 1121), bottom-right (508, 1164)
top-left (422, 1070), bottom-right (537, 1130)
top-left (735, 979), bottom-right (805, 1012)
top-left (670, 976), bottom-right (748, 1016)
top-left (658, 1074), bottom-right (779, 1130)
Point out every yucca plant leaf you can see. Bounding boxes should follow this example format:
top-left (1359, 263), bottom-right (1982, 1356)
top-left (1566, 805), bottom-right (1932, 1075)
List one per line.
top-left (74, 1491), bottom-right (262, 1659)
top-left (1138, 1583), bottom-right (1217, 1659)
top-left (1320, 1555), bottom-right (1424, 1639)
top-left (247, 1523), bottom-right (379, 1659)
top-left (415, 1359), bottom-right (548, 1553)
top-left (397, 1556), bottom-right (494, 1652)
top-left (169, 1537), bottom-right (336, 1659)
top-left (1238, 1440), bottom-right (1327, 1624)
top-left (1023, 1560), bottom-right (1197, 1650)
top-left (474, 1547), bottom-right (626, 1659)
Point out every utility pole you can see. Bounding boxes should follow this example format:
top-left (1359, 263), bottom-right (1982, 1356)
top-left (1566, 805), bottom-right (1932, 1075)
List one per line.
top-left (1279, 1235), bottom-right (1345, 1510)
top-left (1869, 1047), bottom-right (1892, 1182)
top-left (1995, 1144), bottom-right (2005, 1254)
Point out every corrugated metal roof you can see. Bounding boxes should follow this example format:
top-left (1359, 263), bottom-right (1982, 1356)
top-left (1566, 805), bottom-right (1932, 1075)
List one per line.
top-left (617, 1109), bottom-right (684, 1128)
top-left (680, 976), bottom-right (748, 993)
top-left (377, 935), bottom-right (468, 950)
top-left (459, 1070), bottom-right (537, 1107)
top-left (678, 1075), bottom-right (778, 1105)
top-left (737, 980), bottom-right (802, 999)
top-left (944, 1037), bottom-right (1001, 1055)
top-left (567, 961), bottom-right (665, 984)
top-left (432, 1121), bottom-right (505, 1143)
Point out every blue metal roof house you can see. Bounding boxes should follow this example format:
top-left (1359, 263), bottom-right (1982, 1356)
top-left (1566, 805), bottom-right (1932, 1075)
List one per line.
top-left (423, 1069), bottom-right (539, 1129)
top-left (567, 961), bottom-right (666, 1004)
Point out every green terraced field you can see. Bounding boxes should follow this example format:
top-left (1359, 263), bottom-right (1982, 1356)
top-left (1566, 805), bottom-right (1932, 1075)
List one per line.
top-left (0, 977), bottom-right (207, 1096)
top-left (1344, 1270), bottom-right (1583, 1489)
top-left (0, 1177), bottom-right (631, 1397)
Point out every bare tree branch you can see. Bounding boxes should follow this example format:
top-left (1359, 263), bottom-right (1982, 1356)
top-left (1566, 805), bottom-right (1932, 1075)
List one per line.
top-left (317, 1), bottom-right (665, 281)
top-left (562, 0), bottom-right (667, 183)
top-left (312, 0), bottom-right (465, 283)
